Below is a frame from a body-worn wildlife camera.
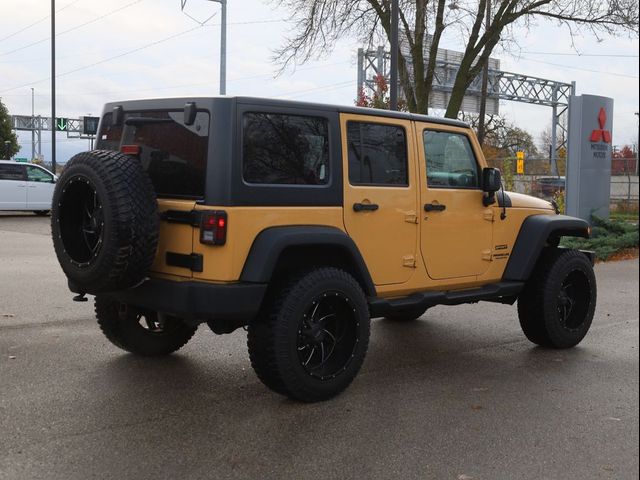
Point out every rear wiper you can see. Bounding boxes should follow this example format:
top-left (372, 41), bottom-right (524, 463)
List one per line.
top-left (125, 117), bottom-right (173, 126)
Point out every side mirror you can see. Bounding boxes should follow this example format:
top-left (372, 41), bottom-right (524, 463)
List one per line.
top-left (482, 167), bottom-right (501, 193)
top-left (482, 167), bottom-right (501, 206)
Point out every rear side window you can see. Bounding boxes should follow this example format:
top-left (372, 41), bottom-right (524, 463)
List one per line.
top-left (97, 110), bottom-right (209, 199)
top-left (347, 122), bottom-right (408, 186)
top-left (0, 164), bottom-right (25, 181)
top-left (423, 130), bottom-right (480, 189)
top-left (242, 112), bottom-right (330, 185)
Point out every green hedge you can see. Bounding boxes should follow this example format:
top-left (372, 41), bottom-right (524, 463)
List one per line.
top-left (561, 216), bottom-right (639, 260)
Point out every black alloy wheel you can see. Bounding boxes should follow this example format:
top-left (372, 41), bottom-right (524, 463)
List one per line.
top-left (297, 291), bottom-right (359, 381)
top-left (518, 248), bottom-right (596, 349)
top-left (95, 296), bottom-right (197, 356)
top-left (248, 267), bottom-right (370, 402)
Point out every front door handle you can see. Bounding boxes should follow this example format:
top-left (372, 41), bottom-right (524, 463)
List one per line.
top-left (424, 203), bottom-right (446, 212)
top-left (353, 202), bottom-right (379, 212)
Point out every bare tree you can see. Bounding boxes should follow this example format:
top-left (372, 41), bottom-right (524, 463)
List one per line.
top-left (272, 0), bottom-right (639, 117)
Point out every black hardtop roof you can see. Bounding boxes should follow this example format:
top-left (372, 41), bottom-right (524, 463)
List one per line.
top-left (102, 96), bottom-right (469, 129)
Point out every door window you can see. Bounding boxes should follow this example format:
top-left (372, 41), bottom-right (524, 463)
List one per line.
top-left (423, 131), bottom-right (480, 189)
top-left (26, 166), bottom-right (53, 183)
top-left (0, 164), bottom-right (25, 181)
top-left (347, 122), bottom-right (408, 186)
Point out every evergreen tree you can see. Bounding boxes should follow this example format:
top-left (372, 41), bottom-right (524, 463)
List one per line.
top-left (0, 100), bottom-right (19, 159)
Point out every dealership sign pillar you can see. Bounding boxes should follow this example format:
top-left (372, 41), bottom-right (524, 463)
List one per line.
top-left (566, 94), bottom-right (614, 221)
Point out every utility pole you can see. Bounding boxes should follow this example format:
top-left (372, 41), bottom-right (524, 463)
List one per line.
top-left (51, 0), bottom-right (56, 173)
top-left (477, 0), bottom-right (491, 145)
top-left (389, 0), bottom-right (399, 111)
top-left (31, 88), bottom-right (35, 161)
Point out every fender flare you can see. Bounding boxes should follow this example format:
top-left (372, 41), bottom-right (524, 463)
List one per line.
top-left (503, 214), bottom-right (590, 281)
top-left (240, 225), bottom-right (376, 296)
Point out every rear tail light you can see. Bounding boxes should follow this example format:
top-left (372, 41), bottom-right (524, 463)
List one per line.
top-left (121, 145), bottom-right (141, 156)
top-left (200, 210), bottom-right (227, 245)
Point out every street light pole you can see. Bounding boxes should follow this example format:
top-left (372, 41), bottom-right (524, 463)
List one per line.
top-left (389, 0), bottom-right (399, 111)
top-left (51, 0), bottom-right (56, 173)
top-left (208, 0), bottom-right (227, 95)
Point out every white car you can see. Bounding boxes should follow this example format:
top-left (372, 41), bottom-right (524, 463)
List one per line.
top-left (0, 160), bottom-right (57, 215)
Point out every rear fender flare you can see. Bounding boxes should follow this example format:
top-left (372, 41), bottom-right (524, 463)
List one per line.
top-left (240, 226), bottom-right (376, 297)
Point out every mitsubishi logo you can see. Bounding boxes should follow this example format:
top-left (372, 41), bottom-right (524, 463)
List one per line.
top-left (590, 107), bottom-right (611, 143)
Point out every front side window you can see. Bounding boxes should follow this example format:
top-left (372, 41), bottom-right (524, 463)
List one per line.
top-left (26, 166), bottom-right (53, 182)
top-left (243, 113), bottom-right (330, 185)
top-left (0, 164), bottom-right (25, 181)
top-left (347, 122), bottom-right (408, 186)
top-left (423, 131), bottom-right (480, 188)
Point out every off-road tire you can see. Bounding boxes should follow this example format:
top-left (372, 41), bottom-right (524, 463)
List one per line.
top-left (385, 306), bottom-right (428, 322)
top-left (51, 150), bottom-right (159, 294)
top-left (247, 268), bottom-right (370, 402)
top-left (518, 248), bottom-right (596, 348)
top-left (95, 296), bottom-right (197, 356)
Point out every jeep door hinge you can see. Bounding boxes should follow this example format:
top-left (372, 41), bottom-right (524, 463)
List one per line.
top-left (402, 255), bottom-right (417, 268)
top-left (483, 210), bottom-right (495, 222)
top-left (481, 249), bottom-right (493, 261)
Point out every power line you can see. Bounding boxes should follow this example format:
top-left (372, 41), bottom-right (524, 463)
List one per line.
top-left (0, 0), bottom-right (83, 44)
top-left (519, 57), bottom-right (639, 79)
top-left (0, 0), bottom-right (144, 57)
top-left (522, 51), bottom-right (639, 58)
top-left (0, 23), bottom-right (212, 94)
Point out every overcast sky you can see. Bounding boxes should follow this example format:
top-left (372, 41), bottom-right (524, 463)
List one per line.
top-left (1, 0), bottom-right (638, 163)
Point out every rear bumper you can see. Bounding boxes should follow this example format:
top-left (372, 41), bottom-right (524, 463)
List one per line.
top-left (72, 278), bottom-right (267, 324)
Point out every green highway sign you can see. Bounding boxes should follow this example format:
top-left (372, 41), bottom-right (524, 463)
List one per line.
top-left (55, 117), bottom-right (69, 132)
top-left (14, 157), bottom-right (28, 163)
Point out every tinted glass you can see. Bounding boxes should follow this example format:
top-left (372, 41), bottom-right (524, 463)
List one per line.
top-left (243, 113), bottom-right (329, 185)
top-left (97, 110), bottom-right (209, 198)
top-left (347, 122), bottom-right (408, 186)
top-left (423, 131), bottom-right (480, 188)
top-left (26, 166), bottom-right (53, 182)
top-left (0, 164), bottom-right (25, 181)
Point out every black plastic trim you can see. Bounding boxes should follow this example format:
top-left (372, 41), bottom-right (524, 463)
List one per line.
top-left (240, 225), bottom-right (376, 296)
top-left (496, 191), bottom-right (512, 207)
top-left (503, 214), bottom-right (590, 281)
top-left (166, 252), bottom-right (203, 272)
top-left (369, 281), bottom-right (524, 317)
top-left (161, 209), bottom-right (201, 226)
top-left (106, 278), bottom-right (267, 324)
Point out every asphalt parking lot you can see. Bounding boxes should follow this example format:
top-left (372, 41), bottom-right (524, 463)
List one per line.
top-left (0, 213), bottom-right (638, 480)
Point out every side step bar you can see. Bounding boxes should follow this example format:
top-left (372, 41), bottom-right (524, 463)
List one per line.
top-left (368, 281), bottom-right (525, 318)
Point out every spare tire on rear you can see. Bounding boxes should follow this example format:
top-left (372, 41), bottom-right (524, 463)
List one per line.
top-left (51, 150), bottom-right (159, 294)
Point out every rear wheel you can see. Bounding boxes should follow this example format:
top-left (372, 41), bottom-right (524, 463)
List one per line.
top-left (95, 296), bottom-right (197, 356)
top-left (518, 249), bottom-right (596, 348)
top-left (247, 268), bottom-right (370, 402)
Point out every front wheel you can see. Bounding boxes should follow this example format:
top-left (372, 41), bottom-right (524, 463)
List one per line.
top-left (95, 296), bottom-right (197, 356)
top-left (247, 268), bottom-right (370, 402)
top-left (518, 249), bottom-right (597, 348)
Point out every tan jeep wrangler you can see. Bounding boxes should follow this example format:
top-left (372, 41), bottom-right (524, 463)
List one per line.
top-left (51, 97), bottom-right (596, 402)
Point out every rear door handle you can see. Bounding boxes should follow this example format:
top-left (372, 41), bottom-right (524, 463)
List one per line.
top-left (353, 203), bottom-right (379, 212)
top-left (424, 203), bottom-right (446, 212)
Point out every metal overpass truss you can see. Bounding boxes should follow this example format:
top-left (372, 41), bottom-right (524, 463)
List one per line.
top-left (357, 47), bottom-right (575, 175)
top-left (10, 115), bottom-right (95, 161)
